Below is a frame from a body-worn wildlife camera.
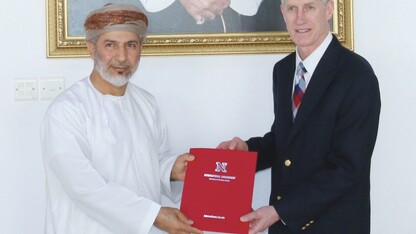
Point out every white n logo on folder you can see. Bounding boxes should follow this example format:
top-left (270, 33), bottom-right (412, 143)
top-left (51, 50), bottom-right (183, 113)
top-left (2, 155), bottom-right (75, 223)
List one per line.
top-left (215, 162), bottom-right (228, 173)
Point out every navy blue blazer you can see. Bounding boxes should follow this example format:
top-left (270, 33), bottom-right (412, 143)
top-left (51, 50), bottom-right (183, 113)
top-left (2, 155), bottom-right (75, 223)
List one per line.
top-left (247, 36), bottom-right (381, 234)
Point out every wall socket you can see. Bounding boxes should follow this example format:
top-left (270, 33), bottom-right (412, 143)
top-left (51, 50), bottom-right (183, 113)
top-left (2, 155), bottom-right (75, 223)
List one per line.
top-left (13, 79), bottom-right (38, 101)
top-left (13, 77), bottom-right (65, 101)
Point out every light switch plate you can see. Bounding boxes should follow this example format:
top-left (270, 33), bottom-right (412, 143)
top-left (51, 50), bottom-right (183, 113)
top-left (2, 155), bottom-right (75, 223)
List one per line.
top-left (39, 77), bottom-right (65, 100)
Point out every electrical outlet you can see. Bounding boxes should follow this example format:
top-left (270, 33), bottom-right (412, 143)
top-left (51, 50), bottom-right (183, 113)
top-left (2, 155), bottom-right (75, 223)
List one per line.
top-left (13, 79), bottom-right (38, 101)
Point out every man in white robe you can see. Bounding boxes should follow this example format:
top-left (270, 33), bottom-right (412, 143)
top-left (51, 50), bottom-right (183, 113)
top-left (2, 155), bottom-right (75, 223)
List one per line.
top-left (40, 3), bottom-right (202, 234)
top-left (140, 0), bottom-right (263, 17)
top-left (137, 0), bottom-right (284, 34)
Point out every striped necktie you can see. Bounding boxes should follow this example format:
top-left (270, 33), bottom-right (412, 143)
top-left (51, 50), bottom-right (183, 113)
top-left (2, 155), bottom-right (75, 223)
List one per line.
top-left (292, 62), bottom-right (307, 118)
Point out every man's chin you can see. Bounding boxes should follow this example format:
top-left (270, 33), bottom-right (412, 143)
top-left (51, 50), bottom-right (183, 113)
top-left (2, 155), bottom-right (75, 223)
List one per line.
top-left (105, 76), bottom-right (130, 87)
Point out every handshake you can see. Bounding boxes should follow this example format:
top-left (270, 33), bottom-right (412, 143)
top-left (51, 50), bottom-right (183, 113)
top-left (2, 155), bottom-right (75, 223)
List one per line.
top-left (141, 0), bottom-right (264, 27)
top-left (179, 0), bottom-right (230, 25)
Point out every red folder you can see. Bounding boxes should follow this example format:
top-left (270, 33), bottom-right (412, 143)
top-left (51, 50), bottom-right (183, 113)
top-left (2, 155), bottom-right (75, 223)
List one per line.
top-left (180, 148), bottom-right (257, 234)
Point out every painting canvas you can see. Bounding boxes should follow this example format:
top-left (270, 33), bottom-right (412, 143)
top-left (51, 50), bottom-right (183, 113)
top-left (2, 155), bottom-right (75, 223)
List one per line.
top-left (47, 0), bottom-right (353, 57)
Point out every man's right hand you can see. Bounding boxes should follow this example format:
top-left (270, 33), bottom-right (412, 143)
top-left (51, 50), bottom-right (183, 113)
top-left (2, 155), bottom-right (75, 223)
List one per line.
top-left (154, 207), bottom-right (203, 234)
top-left (217, 137), bottom-right (249, 151)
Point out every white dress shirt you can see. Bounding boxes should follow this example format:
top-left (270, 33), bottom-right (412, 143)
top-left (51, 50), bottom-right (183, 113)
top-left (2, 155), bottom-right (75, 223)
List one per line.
top-left (294, 32), bottom-right (333, 91)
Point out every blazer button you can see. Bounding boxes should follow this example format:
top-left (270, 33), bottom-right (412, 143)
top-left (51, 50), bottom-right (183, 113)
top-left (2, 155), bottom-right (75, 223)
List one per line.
top-left (284, 159), bottom-right (291, 167)
top-left (277, 195), bottom-right (282, 201)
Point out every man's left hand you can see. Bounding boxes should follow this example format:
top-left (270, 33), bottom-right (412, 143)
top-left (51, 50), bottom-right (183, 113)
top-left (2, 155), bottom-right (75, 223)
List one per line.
top-left (240, 206), bottom-right (280, 234)
top-left (171, 153), bottom-right (195, 181)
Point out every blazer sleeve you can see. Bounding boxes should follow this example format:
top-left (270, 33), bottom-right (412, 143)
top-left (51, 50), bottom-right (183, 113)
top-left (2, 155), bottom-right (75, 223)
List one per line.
top-left (246, 128), bottom-right (277, 171)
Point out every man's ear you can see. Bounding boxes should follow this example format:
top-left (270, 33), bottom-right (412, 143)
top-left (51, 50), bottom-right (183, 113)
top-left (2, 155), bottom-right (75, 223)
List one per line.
top-left (87, 41), bottom-right (96, 58)
top-left (280, 4), bottom-right (287, 24)
top-left (326, 0), bottom-right (335, 20)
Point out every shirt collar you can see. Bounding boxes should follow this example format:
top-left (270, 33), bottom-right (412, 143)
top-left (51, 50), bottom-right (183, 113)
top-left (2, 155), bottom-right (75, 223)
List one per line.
top-left (295, 32), bottom-right (333, 84)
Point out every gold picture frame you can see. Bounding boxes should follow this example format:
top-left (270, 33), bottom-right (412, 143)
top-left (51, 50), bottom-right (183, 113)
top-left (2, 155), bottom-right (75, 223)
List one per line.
top-left (46, 0), bottom-right (353, 57)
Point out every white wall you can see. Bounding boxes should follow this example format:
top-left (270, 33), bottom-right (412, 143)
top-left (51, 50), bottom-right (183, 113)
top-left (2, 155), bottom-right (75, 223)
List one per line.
top-left (1, 0), bottom-right (415, 234)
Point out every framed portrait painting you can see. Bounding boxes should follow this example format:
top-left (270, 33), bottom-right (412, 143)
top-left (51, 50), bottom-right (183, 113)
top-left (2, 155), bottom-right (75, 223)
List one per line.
top-left (46, 0), bottom-right (353, 57)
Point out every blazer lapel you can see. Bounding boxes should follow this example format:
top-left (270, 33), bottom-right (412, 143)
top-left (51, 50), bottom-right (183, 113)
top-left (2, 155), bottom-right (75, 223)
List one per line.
top-left (288, 37), bottom-right (341, 143)
top-left (275, 54), bottom-right (296, 145)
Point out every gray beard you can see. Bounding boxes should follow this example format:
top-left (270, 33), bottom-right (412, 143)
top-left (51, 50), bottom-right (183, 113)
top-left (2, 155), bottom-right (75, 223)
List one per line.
top-left (94, 57), bottom-right (134, 87)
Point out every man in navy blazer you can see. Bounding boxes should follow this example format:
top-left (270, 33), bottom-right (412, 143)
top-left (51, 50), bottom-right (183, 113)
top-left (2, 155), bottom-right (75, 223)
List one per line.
top-left (217, 0), bottom-right (381, 233)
